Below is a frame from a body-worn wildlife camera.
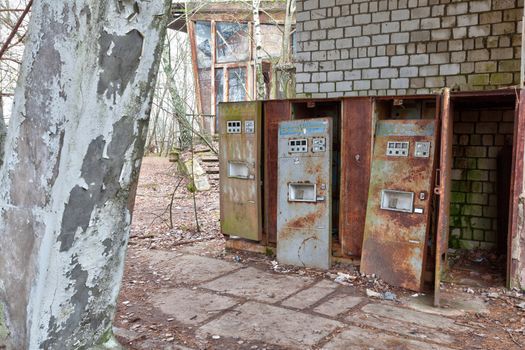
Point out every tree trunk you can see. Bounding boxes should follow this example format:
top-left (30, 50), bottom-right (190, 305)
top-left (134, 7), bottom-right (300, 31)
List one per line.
top-left (271, 0), bottom-right (296, 99)
top-left (0, 95), bottom-right (5, 168)
top-left (252, 0), bottom-right (265, 100)
top-left (0, 1), bottom-right (170, 349)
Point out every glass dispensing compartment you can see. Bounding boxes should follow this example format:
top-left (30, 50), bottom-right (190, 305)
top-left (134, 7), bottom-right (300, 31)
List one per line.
top-left (380, 190), bottom-right (414, 213)
top-left (288, 183), bottom-right (317, 202)
top-left (228, 161), bottom-right (250, 179)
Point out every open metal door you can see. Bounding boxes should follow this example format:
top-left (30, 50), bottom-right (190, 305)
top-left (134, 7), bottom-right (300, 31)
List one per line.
top-left (219, 101), bottom-right (262, 241)
top-left (434, 88), bottom-right (452, 306)
top-left (508, 90), bottom-right (525, 289)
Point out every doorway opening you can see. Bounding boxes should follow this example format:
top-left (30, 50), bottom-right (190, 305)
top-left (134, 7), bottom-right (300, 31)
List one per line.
top-left (291, 100), bottom-right (342, 251)
top-left (446, 95), bottom-right (516, 288)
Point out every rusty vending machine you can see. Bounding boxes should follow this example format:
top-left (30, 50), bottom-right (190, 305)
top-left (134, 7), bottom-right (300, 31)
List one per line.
top-left (277, 118), bottom-right (333, 269)
top-left (219, 102), bottom-right (262, 241)
top-left (360, 119), bottom-right (437, 291)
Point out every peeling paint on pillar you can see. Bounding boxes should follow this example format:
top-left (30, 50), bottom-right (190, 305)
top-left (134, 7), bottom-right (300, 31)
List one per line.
top-left (0, 0), bottom-right (170, 349)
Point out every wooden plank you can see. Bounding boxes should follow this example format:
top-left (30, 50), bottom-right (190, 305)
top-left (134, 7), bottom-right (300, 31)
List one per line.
top-left (210, 21), bottom-right (217, 134)
top-left (339, 98), bottom-right (373, 257)
top-left (187, 21), bottom-right (202, 121)
top-left (263, 100), bottom-right (291, 244)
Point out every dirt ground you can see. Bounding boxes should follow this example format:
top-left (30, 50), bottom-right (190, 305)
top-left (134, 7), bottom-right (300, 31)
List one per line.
top-left (115, 157), bottom-right (525, 349)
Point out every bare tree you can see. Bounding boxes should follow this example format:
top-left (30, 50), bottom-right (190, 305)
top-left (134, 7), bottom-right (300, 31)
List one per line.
top-left (0, 1), bottom-right (170, 349)
top-left (252, 0), bottom-right (266, 99)
top-left (272, 0), bottom-right (296, 99)
top-left (0, 0), bottom-right (32, 106)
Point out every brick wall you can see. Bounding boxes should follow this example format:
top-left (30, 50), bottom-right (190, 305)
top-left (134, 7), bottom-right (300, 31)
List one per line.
top-left (450, 109), bottom-right (514, 249)
top-left (295, 0), bottom-right (524, 98)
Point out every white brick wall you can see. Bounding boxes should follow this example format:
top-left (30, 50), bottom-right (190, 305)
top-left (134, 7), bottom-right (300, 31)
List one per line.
top-left (295, 0), bottom-right (524, 97)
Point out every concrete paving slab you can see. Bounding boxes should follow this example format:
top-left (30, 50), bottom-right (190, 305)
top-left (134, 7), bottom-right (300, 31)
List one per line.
top-left (151, 288), bottom-right (238, 325)
top-left (346, 312), bottom-right (456, 345)
top-left (361, 303), bottom-right (468, 331)
top-left (201, 267), bottom-right (314, 303)
top-left (313, 294), bottom-right (364, 317)
top-left (198, 301), bottom-right (343, 348)
top-left (402, 291), bottom-right (489, 317)
top-left (281, 279), bottom-right (338, 309)
top-left (322, 326), bottom-right (454, 350)
top-left (134, 339), bottom-right (195, 350)
top-left (149, 254), bottom-right (240, 284)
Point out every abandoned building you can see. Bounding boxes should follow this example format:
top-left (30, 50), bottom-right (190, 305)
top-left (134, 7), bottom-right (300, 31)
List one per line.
top-left (170, 1), bottom-right (296, 134)
top-left (216, 0), bottom-right (525, 306)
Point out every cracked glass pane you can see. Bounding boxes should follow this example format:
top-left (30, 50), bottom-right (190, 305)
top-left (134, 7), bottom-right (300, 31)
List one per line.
top-left (261, 24), bottom-right (283, 59)
top-left (195, 21), bottom-right (212, 68)
top-left (198, 68), bottom-right (212, 115)
top-left (215, 68), bottom-right (224, 115)
top-left (228, 67), bottom-right (247, 102)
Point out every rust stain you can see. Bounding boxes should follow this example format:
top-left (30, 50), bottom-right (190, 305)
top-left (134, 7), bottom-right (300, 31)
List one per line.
top-left (286, 209), bottom-right (324, 229)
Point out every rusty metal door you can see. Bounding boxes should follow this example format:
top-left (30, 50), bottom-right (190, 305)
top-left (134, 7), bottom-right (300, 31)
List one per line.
top-left (264, 100), bottom-right (292, 244)
top-left (361, 119), bottom-right (438, 291)
top-left (508, 90), bottom-right (525, 289)
top-left (277, 118), bottom-right (332, 269)
top-left (340, 98), bottom-right (373, 257)
top-left (219, 101), bottom-right (262, 241)
top-left (434, 89), bottom-right (451, 306)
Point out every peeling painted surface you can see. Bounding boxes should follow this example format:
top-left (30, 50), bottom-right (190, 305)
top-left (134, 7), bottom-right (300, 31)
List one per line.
top-left (219, 102), bottom-right (262, 241)
top-left (97, 29), bottom-right (144, 100)
top-left (0, 0), bottom-right (170, 349)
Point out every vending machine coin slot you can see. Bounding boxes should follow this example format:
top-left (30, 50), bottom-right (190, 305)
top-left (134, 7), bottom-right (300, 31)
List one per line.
top-left (312, 137), bottom-right (327, 152)
top-left (414, 141), bottom-right (431, 158)
top-left (245, 120), bottom-right (255, 134)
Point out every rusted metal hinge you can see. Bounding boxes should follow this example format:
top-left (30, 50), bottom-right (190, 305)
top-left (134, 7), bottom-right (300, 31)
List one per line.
top-left (434, 168), bottom-right (441, 195)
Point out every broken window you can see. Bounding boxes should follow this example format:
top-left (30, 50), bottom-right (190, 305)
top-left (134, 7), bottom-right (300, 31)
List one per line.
top-left (215, 68), bottom-right (224, 124)
top-left (261, 24), bottom-right (283, 59)
top-left (198, 68), bottom-right (212, 115)
top-left (216, 22), bottom-right (249, 63)
top-left (195, 21), bottom-right (212, 115)
top-left (195, 21), bottom-right (212, 68)
top-left (228, 67), bottom-right (247, 102)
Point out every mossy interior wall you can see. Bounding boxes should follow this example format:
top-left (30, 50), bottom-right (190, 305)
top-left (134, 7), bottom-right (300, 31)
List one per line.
top-left (450, 108), bottom-right (514, 249)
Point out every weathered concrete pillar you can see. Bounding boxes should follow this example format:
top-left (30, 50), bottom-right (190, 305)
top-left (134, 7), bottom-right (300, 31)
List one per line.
top-left (0, 1), bottom-right (169, 349)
